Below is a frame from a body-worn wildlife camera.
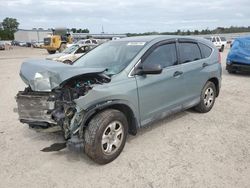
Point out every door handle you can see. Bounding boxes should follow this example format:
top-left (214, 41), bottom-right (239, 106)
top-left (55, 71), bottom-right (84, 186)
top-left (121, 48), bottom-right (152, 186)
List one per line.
top-left (202, 63), bottom-right (209, 68)
top-left (173, 71), bottom-right (183, 77)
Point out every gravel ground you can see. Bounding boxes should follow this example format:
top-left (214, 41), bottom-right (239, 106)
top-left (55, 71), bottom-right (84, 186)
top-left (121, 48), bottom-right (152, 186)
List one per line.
top-left (0, 47), bottom-right (250, 188)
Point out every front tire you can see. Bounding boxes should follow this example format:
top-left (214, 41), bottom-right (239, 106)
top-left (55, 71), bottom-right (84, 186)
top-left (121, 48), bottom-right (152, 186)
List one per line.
top-left (47, 50), bottom-right (56, 54)
top-left (84, 109), bottom-right (128, 164)
top-left (195, 81), bottom-right (216, 113)
top-left (228, 69), bottom-right (236, 74)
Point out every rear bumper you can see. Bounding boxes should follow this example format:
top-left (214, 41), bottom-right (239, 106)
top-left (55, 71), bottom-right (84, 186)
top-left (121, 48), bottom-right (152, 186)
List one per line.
top-left (226, 63), bottom-right (250, 72)
top-left (16, 91), bottom-right (56, 126)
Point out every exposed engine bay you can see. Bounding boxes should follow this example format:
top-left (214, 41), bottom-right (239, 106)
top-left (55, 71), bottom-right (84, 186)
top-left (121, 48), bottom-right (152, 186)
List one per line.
top-left (54, 73), bottom-right (110, 101)
top-left (16, 73), bottom-right (110, 140)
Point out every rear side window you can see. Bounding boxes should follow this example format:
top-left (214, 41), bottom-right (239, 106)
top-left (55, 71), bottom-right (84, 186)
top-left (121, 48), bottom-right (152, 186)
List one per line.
top-left (143, 43), bottom-right (178, 68)
top-left (199, 43), bottom-right (212, 58)
top-left (179, 43), bottom-right (201, 64)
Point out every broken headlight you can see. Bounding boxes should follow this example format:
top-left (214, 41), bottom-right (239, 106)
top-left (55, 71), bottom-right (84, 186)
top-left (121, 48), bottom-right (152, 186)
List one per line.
top-left (33, 72), bottom-right (51, 91)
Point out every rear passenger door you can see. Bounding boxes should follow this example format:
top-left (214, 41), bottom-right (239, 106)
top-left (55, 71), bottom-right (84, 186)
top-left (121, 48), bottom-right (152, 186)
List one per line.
top-left (177, 39), bottom-right (212, 104)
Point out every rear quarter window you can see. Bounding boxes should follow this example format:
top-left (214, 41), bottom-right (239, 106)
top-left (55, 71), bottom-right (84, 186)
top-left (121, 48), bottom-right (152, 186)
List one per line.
top-left (179, 42), bottom-right (201, 64)
top-left (199, 43), bottom-right (212, 58)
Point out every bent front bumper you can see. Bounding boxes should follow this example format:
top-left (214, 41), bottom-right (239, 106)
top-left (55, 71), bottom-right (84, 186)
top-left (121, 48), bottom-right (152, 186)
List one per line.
top-left (16, 91), bottom-right (56, 126)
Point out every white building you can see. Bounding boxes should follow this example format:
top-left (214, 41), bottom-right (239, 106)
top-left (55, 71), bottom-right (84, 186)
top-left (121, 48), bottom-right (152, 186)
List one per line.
top-left (14, 29), bottom-right (52, 42)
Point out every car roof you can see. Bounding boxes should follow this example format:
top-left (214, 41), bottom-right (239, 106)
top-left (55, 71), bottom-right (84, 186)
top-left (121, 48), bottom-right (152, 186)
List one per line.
top-left (118, 35), bottom-right (207, 42)
top-left (119, 35), bottom-right (183, 42)
top-left (117, 35), bottom-right (212, 47)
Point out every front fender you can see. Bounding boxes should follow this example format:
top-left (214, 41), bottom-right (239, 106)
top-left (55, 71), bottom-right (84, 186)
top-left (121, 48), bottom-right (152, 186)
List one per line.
top-left (78, 99), bottom-right (140, 137)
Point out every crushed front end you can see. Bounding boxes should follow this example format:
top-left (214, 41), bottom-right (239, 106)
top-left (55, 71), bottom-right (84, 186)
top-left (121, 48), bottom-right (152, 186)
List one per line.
top-left (16, 88), bottom-right (56, 127)
top-left (16, 60), bottom-right (111, 147)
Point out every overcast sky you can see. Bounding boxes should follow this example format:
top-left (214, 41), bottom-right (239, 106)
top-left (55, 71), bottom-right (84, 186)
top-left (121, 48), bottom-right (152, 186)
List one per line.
top-left (0, 0), bottom-right (250, 33)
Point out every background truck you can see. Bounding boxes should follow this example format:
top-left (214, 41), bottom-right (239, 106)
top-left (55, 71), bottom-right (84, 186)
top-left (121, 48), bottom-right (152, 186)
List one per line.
top-left (43, 28), bottom-right (73, 54)
top-left (206, 36), bottom-right (227, 52)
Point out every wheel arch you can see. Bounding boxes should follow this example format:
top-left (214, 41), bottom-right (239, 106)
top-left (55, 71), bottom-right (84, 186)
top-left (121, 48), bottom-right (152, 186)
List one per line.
top-left (80, 100), bottom-right (139, 137)
top-left (208, 77), bottom-right (220, 97)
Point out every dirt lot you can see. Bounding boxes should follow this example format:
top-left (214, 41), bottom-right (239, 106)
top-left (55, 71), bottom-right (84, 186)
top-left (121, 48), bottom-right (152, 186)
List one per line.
top-left (0, 47), bottom-right (250, 188)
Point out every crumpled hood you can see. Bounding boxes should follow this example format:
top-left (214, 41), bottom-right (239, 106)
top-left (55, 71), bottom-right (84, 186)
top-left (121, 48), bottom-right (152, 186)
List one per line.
top-left (20, 59), bottom-right (106, 91)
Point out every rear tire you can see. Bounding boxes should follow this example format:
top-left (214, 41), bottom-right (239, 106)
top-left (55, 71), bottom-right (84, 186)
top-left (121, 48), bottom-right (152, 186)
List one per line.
top-left (228, 70), bottom-right (236, 74)
top-left (226, 64), bottom-right (236, 74)
top-left (84, 109), bottom-right (128, 164)
top-left (47, 50), bottom-right (56, 54)
top-left (194, 81), bottom-right (216, 113)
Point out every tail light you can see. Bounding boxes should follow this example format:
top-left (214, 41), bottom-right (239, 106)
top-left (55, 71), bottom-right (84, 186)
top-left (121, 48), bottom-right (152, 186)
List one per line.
top-left (218, 52), bottom-right (221, 64)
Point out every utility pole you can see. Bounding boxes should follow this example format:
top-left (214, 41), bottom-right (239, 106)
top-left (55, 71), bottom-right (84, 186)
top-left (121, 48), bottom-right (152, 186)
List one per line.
top-left (101, 25), bottom-right (104, 34)
top-left (36, 29), bottom-right (40, 42)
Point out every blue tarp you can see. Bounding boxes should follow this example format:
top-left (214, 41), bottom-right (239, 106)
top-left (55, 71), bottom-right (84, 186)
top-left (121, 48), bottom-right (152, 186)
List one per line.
top-left (227, 36), bottom-right (250, 65)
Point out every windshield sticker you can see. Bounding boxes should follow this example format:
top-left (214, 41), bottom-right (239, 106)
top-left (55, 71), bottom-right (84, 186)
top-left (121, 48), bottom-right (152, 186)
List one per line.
top-left (127, 42), bottom-right (146, 46)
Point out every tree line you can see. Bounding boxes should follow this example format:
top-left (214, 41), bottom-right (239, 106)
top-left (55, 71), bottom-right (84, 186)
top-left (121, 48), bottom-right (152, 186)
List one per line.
top-left (70, 28), bottom-right (89, 33)
top-left (127, 26), bottom-right (250, 37)
top-left (0, 17), bottom-right (90, 40)
top-left (0, 17), bottom-right (19, 40)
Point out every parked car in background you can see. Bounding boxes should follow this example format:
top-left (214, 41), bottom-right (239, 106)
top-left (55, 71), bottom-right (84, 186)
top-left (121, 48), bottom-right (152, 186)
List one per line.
top-left (0, 41), bottom-right (5, 50)
top-left (205, 36), bottom-right (227, 52)
top-left (32, 41), bottom-right (44, 48)
top-left (26, 42), bottom-right (32, 47)
top-left (16, 36), bottom-right (221, 164)
top-left (46, 44), bottom-right (97, 64)
top-left (226, 36), bottom-right (250, 73)
top-left (18, 41), bottom-right (27, 47)
top-left (11, 40), bottom-right (20, 46)
top-left (67, 39), bottom-right (98, 48)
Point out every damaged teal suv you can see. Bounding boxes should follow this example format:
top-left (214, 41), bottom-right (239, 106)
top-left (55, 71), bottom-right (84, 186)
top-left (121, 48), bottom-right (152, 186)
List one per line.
top-left (16, 36), bottom-right (221, 164)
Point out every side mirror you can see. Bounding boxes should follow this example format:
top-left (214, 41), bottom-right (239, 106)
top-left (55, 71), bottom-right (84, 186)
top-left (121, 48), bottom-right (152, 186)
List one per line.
top-left (135, 63), bottom-right (163, 75)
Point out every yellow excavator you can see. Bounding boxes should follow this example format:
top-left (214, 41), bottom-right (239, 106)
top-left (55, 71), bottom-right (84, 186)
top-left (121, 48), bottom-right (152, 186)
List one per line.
top-left (43, 28), bottom-right (73, 54)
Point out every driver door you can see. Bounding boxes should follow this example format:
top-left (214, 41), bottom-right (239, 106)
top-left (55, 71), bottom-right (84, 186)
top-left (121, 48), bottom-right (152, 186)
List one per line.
top-left (135, 41), bottom-right (186, 126)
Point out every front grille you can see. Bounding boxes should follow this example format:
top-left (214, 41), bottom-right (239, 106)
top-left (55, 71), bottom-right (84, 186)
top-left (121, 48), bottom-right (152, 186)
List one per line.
top-left (44, 37), bottom-right (51, 46)
top-left (16, 91), bottom-right (55, 124)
